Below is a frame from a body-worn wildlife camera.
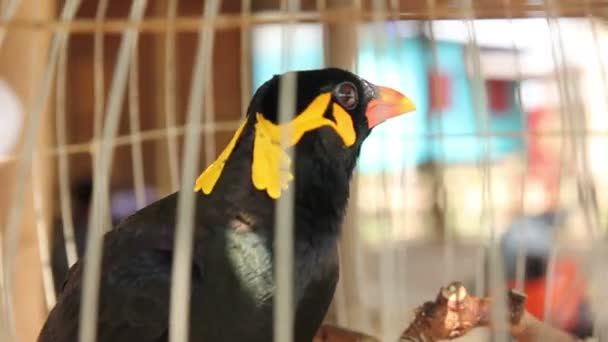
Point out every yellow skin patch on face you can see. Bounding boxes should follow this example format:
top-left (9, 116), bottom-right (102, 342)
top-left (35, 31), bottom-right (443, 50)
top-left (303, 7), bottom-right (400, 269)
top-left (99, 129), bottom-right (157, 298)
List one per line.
top-left (251, 118), bottom-right (294, 199)
top-left (194, 92), bottom-right (357, 199)
top-left (194, 120), bottom-right (247, 194)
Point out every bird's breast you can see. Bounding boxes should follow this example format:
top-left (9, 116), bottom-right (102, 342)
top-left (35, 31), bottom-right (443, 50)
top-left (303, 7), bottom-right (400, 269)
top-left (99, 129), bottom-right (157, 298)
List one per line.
top-left (220, 227), bottom-right (339, 304)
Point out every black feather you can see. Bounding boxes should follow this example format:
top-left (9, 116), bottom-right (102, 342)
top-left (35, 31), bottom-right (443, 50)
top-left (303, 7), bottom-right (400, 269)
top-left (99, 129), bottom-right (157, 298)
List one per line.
top-left (38, 68), bottom-right (378, 342)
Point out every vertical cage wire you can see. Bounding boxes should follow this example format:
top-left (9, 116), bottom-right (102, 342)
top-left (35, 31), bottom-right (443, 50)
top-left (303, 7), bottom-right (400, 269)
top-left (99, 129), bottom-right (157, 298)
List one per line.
top-left (346, 1), bottom-right (372, 335)
top-left (202, 25), bottom-right (216, 176)
top-left (318, 0), bottom-right (361, 331)
top-left (540, 1), bottom-right (569, 331)
top-left (168, 0), bottom-right (220, 341)
top-left (1, 1), bottom-right (82, 340)
top-left (560, 1), bottom-right (605, 337)
top-left (273, 63), bottom-right (297, 342)
top-left (128, 39), bottom-right (147, 210)
top-left (55, 25), bottom-right (79, 270)
top-left (0, 0), bottom-right (20, 49)
top-left (273, 1), bottom-right (299, 341)
top-left (585, 0), bottom-right (608, 123)
top-left (501, 0), bottom-right (532, 294)
top-left (93, 0), bottom-right (112, 234)
top-left (387, 4), bottom-right (412, 329)
top-left (93, 0), bottom-right (109, 149)
top-left (79, 1), bottom-right (147, 341)
top-left (424, 0), bottom-right (453, 287)
top-left (585, 1), bottom-right (608, 338)
top-left (91, 0), bottom-right (110, 236)
top-left (582, 8), bottom-right (608, 242)
top-left (461, 1), bottom-right (510, 341)
top-left (541, 0), bottom-right (598, 330)
top-left (163, 0), bottom-right (180, 192)
top-left (0, 3), bottom-right (12, 334)
top-left (240, 0), bottom-right (252, 119)
top-left (354, 7), bottom-right (375, 338)
top-left (0, 5), bottom-right (18, 336)
top-left (32, 154), bottom-right (57, 310)
top-left (368, 1), bottom-right (405, 339)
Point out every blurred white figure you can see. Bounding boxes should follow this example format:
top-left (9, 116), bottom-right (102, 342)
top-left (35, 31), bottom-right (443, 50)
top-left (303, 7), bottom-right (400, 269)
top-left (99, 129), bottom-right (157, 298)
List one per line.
top-left (0, 79), bottom-right (23, 158)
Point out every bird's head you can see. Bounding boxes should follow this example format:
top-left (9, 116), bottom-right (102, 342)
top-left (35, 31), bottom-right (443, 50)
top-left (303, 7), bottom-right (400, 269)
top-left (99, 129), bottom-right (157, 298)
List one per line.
top-left (249, 67), bottom-right (415, 147)
top-left (195, 68), bottom-right (416, 200)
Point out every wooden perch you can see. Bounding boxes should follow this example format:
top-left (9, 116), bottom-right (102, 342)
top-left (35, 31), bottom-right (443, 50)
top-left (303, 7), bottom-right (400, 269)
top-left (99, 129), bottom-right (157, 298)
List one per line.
top-left (313, 325), bottom-right (378, 342)
top-left (314, 281), bottom-right (582, 342)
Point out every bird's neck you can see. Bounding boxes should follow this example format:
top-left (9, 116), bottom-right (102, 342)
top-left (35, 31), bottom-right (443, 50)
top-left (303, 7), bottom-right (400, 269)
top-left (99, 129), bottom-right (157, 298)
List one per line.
top-left (206, 132), bottom-right (356, 237)
top-left (291, 144), bottom-right (355, 233)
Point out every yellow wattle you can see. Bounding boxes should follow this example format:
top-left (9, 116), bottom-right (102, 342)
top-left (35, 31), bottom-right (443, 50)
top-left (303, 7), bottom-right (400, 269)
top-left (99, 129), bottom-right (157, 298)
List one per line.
top-left (194, 92), bottom-right (358, 199)
top-left (331, 103), bottom-right (356, 146)
top-left (251, 117), bottom-right (294, 199)
top-left (194, 120), bottom-right (247, 194)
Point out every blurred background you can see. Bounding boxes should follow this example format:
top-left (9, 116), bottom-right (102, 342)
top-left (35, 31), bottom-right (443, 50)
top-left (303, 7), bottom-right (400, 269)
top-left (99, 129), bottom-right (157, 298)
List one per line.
top-left (0, 0), bottom-right (607, 341)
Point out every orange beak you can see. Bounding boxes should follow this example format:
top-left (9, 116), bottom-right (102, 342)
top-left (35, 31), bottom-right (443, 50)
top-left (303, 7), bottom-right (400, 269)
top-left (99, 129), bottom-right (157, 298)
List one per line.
top-left (365, 85), bottom-right (416, 128)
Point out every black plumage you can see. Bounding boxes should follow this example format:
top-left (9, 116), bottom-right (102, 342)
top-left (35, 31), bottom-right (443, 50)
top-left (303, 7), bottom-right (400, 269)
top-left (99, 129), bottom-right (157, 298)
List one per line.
top-left (38, 68), bottom-right (414, 342)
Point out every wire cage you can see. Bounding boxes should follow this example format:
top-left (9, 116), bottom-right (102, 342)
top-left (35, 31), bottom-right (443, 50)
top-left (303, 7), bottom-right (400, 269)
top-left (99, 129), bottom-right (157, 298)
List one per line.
top-left (0, 0), bottom-right (608, 341)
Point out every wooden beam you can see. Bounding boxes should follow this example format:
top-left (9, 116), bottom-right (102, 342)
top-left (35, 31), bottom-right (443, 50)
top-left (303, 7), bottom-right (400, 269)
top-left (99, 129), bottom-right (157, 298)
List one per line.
top-left (13, 0), bottom-right (608, 34)
top-left (3, 0), bottom-right (608, 35)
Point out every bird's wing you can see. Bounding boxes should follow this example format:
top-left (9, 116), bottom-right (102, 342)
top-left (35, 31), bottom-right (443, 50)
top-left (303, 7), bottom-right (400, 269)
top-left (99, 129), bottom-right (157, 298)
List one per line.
top-left (39, 245), bottom-right (203, 342)
top-left (39, 193), bottom-right (210, 342)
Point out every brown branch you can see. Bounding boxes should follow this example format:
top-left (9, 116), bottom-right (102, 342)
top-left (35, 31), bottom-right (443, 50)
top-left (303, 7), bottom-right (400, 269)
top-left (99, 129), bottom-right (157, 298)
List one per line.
top-left (400, 281), bottom-right (581, 342)
top-left (399, 281), bottom-right (523, 341)
top-left (313, 325), bottom-right (379, 342)
top-left (509, 312), bottom-right (582, 342)
top-left (314, 281), bottom-right (583, 342)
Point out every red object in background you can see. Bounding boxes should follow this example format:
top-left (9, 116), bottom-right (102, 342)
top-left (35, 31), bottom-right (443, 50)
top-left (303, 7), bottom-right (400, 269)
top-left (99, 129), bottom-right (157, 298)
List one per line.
top-left (428, 71), bottom-right (451, 112)
top-left (507, 259), bottom-right (587, 331)
top-left (527, 108), bottom-right (560, 194)
top-left (527, 108), bottom-right (547, 170)
top-left (486, 80), bottom-right (510, 113)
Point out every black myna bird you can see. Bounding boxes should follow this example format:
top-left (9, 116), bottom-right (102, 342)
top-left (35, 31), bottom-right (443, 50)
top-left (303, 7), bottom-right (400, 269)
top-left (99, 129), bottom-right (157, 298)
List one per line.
top-left (38, 68), bottom-right (415, 342)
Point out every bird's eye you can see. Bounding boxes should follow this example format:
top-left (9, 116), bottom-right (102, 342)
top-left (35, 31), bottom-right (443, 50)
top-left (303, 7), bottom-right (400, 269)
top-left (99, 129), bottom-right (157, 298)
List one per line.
top-left (334, 82), bottom-right (358, 110)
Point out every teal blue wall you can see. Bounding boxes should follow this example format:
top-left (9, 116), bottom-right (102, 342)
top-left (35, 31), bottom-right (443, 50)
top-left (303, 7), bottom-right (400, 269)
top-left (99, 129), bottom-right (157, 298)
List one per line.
top-left (251, 32), bottom-right (524, 174)
top-left (356, 37), bottom-right (429, 172)
top-left (420, 42), bottom-right (524, 165)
